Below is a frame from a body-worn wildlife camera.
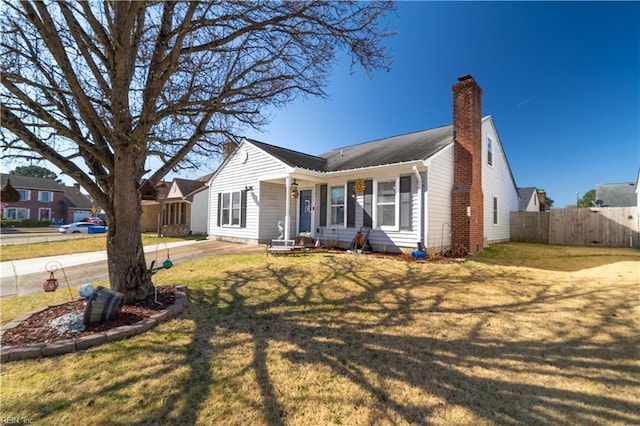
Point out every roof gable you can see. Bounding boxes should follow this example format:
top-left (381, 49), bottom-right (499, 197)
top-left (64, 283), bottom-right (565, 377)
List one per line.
top-left (166, 178), bottom-right (207, 201)
top-left (517, 187), bottom-right (536, 210)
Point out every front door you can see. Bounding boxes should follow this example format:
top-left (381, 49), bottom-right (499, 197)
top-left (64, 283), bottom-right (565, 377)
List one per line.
top-left (299, 189), bottom-right (312, 234)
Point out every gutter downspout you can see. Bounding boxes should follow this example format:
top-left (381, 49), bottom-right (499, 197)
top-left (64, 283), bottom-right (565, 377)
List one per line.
top-left (413, 165), bottom-right (424, 246)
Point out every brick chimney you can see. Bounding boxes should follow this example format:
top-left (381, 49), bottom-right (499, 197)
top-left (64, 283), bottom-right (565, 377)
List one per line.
top-left (537, 190), bottom-right (547, 211)
top-left (222, 141), bottom-right (238, 161)
top-left (451, 75), bottom-right (484, 254)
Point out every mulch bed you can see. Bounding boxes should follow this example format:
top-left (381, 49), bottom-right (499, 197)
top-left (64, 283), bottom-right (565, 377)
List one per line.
top-left (1, 286), bottom-right (175, 347)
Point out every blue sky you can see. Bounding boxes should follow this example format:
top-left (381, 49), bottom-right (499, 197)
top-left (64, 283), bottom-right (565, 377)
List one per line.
top-left (4, 2), bottom-right (637, 208)
top-left (243, 1), bottom-right (640, 208)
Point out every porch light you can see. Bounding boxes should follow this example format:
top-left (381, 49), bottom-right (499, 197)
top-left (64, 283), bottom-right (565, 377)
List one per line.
top-left (290, 179), bottom-right (299, 199)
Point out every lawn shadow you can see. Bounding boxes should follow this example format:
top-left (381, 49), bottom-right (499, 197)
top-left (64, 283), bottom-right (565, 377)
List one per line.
top-left (156, 254), bottom-right (640, 424)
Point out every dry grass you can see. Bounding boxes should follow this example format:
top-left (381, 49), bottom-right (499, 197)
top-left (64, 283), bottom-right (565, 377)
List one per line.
top-left (0, 243), bottom-right (639, 425)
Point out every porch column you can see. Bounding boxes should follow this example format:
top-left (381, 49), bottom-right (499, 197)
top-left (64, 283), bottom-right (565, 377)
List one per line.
top-left (284, 176), bottom-right (291, 240)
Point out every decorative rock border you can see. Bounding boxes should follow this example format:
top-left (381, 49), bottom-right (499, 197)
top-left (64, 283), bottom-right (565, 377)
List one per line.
top-left (1, 285), bottom-right (188, 363)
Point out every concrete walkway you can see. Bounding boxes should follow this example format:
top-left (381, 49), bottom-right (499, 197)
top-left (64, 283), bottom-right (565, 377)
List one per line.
top-left (1, 239), bottom-right (264, 298)
top-left (1, 240), bottom-right (196, 277)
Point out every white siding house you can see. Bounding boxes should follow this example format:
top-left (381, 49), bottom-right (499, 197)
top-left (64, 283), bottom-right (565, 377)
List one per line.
top-left (190, 189), bottom-right (209, 235)
top-left (483, 117), bottom-right (519, 242)
top-left (425, 144), bottom-right (454, 248)
top-left (207, 75), bottom-right (520, 254)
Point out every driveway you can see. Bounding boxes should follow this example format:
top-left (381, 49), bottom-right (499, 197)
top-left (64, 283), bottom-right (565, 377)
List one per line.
top-left (0, 239), bottom-right (265, 298)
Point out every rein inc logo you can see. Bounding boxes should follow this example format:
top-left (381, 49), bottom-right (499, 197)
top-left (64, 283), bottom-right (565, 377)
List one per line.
top-left (1, 417), bottom-right (34, 424)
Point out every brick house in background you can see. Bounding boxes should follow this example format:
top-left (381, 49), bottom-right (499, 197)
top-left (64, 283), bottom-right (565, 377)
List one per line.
top-left (0, 174), bottom-right (94, 224)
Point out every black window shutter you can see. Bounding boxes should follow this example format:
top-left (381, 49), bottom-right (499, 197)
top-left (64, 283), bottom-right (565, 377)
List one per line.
top-left (217, 192), bottom-right (222, 227)
top-left (241, 190), bottom-right (247, 228)
top-left (363, 179), bottom-right (373, 228)
top-left (400, 175), bottom-right (412, 230)
top-left (347, 181), bottom-right (356, 228)
top-left (319, 184), bottom-right (327, 227)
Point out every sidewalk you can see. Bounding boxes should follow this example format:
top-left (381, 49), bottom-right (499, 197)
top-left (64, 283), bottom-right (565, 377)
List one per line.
top-left (0, 240), bottom-right (199, 278)
top-left (1, 239), bottom-right (264, 298)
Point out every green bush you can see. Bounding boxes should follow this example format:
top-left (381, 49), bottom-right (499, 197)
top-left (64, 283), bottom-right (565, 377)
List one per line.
top-left (0, 219), bottom-right (51, 228)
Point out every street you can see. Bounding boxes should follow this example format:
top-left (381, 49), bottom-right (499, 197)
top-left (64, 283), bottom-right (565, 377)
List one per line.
top-left (0, 231), bottom-right (100, 246)
top-left (0, 239), bottom-right (265, 298)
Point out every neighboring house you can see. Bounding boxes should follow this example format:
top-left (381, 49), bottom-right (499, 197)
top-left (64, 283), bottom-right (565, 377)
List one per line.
top-left (636, 170), bottom-right (640, 210)
top-left (595, 182), bottom-right (637, 207)
top-left (64, 183), bottom-right (97, 223)
top-left (0, 174), bottom-right (94, 224)
top-left (517, 187), bottom-right (547, 211)
top-left (140, 175), bottom-right (211, 236)
top-left (207, 75), bottom-right (519, 254)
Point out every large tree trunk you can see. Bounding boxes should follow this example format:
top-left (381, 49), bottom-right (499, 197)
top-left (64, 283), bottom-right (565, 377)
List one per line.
top-left (107, 151), bottom-right (154, 304)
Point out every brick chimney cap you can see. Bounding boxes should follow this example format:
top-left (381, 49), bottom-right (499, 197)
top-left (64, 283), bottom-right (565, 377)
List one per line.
top-left (457, 74), bottom-right (474, 82)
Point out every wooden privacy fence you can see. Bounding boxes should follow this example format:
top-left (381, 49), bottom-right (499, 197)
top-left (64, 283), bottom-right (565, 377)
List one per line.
top-left (510, 207), bottom-right (639, 248)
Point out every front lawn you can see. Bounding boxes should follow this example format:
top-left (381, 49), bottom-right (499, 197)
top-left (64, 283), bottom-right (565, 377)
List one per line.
top-left (1, 244), bottom-right (638, 425)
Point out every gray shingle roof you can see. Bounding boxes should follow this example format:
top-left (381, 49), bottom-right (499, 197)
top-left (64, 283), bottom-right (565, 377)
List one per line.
top-left (517, 187), bottom-right (536, 211)
top-left (247, 139), bottom-right (327, 171)
top-left (172, 178), bottom-right (207, 201)
top-left (595, 182), bottom-right (637, 207)
top-left (0, 173), bottom-right (67, 191)
top-left (63, 186), bottom-right (94, 209)
top-left (247, 124), bottom-right (454, 172)
top-left (321, 125), bottom-right (453, 171)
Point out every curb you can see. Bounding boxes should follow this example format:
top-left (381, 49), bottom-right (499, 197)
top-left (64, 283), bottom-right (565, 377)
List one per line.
top-left (0, 285), bottom-right (188, 362)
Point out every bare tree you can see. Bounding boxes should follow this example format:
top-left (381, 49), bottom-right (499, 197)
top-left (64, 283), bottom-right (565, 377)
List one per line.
top-left (0, 1), bottom-right (394, 302)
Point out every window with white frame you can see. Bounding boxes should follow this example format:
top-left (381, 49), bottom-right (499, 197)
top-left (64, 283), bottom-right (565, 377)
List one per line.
top-left (493, 196), bottom-right (498, 225)
top-left (399, 175), bottom-right (412, 230)
top-left (38, 191), bottom-right (53, 202)
top-left (330, 186), bottom-right (345, 226)
top-left (487, 137), bottom-right (493, 166)
top-left (220, 191), bottom-right (242, 226)
top-left (376, 180), bottom-right (396, 228)
top-left (17, 189), bottom-right (29, 201)
top-left (231, 191), bottom-right (241, 225)
top-left (3, 207), bottom-right (29, 220)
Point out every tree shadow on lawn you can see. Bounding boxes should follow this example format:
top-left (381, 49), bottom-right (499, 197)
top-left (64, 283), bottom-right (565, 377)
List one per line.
top-left (159, 256), bottom-right (639, 425)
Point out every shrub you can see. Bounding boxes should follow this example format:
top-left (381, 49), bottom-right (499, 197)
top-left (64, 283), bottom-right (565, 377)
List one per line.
top-left (0, 219), bottom-right (51, 228)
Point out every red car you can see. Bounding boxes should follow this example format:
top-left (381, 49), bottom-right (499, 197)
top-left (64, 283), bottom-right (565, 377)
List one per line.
top-left (83, 217), bottom-right (106, 226)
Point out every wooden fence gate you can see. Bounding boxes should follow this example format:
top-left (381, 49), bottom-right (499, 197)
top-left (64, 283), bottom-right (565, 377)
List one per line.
top-left (510, 207), bottom-right (639, 248)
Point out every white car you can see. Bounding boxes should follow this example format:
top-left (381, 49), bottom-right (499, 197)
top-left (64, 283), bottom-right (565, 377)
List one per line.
top-left (59, 222), bottom-right (106, 234)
